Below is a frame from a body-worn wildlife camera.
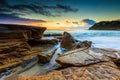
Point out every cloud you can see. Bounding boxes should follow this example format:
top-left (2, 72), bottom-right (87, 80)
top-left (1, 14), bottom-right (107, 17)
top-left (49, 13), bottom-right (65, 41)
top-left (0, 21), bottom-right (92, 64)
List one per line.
top-left (42, 19), bottom-right (96, 30)
top-left (0, 0), bottom-right (8, 7)
top-left (56, 23), bottom-right (60, 25)
top-left (0, 13), bottom-right (46, 24)
top-left (81, 19), bottom-right (96, 25)
top-left (64, 20), bottom-right (72, 24)
top-left (56, 4), bottom-right (78, 12)
top-left (0, 0), bottom-right (79, 17)
top-left (114, 19), bottom-right (120, 21)
top-left (9, 4), bottom-right (78, 17)
top-left (72, 21), bottom-right (79, 24)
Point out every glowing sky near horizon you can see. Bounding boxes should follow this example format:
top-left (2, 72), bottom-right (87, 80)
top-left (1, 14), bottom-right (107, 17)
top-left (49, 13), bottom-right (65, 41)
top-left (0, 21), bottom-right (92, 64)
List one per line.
top-left (0, 0), bottom-right (120, 30)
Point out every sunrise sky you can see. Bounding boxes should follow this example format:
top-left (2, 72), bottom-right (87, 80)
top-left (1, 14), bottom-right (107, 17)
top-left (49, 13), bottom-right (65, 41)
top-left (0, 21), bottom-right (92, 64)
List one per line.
top-left (0, 0), bottom-right (120, 30)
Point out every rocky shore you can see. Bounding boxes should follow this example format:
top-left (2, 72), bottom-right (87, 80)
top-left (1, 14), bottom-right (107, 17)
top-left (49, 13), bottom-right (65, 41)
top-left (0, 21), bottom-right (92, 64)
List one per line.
top-left (0, 24), bottom-right (59, 79)
top-left (0, 24), bottom-right (120, 80)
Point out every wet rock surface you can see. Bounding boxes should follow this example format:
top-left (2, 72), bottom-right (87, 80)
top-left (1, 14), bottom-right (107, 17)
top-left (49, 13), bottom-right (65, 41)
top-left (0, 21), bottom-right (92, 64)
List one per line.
top-left (10, 62), bottom-right (120, 80)
top-left (6, 47), bottom-right (120, 80)
top-left (38, 48), bottom-right (57, 64)
top-left (56, 48), bottom-right (120, 67)
top-left (0, 40), bottom-right (43, 76)
top-left (1, 30), bottom-right (120, 80)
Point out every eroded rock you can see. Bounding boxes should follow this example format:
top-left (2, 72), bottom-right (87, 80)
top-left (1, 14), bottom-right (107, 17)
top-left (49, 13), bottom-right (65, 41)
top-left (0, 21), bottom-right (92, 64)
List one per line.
top-left (60, 32), bottom-right (92, 50)
top-left (0, 40), bottom-right (43, 70)
top-left (60, 32), bottom-right (77, 50)
top-left (38, 48), bottom-right (57, 64)
top-left (0, 24), bottom-right (46, 41)
top-left (56, 48), bottom-right (120, 67)
top-left (11, 62), bottom-right (120, 80)
top-left (0, 24), bottom-right (47, 75)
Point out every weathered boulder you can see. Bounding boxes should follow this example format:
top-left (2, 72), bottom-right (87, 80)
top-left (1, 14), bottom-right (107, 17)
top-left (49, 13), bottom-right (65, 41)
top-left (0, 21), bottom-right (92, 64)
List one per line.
top-left (38, 48), bottom-right (57, 64)
top-left (60, 32), bottom-right (77, 50)
top-left (56, 48), bottom-right (120, 67)
top-left (27, 39), bottom-right (58, 64)
top-left (0, 24), bottom-right (46, 41)
top-left (9, 62), bottom-right (120, 80)
top-left (60, 32), bottom-right (92, 50)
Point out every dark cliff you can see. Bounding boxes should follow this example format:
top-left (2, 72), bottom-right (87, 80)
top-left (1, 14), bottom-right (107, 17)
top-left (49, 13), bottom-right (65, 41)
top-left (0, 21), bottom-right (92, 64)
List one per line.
top-left (89, 21), bottom-right (120, 30)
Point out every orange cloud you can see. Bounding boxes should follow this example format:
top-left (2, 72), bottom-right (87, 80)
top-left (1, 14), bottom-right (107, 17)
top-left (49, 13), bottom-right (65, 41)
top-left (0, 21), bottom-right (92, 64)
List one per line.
top-left (64, 20), bottom-right (72, 25)
top-left (41, 20), bottom-right (88, 30)
top-left (25, 21), bottom-right (43, 26)
top-left (13, 19), bottom-right (95, 30)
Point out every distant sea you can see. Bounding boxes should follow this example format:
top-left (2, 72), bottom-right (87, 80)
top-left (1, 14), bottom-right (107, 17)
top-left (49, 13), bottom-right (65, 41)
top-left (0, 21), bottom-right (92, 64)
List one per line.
top-left (44, 30), bottom-right (120, 50)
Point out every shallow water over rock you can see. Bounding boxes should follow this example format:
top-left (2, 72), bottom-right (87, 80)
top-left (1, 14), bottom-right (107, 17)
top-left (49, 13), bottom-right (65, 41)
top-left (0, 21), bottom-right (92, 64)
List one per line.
top-left (21, 43), bottom-right (62, 76)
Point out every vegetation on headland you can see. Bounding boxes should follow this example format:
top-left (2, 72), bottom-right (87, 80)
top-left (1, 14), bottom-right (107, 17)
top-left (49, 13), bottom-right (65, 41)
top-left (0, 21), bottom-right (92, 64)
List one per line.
top-left (89, 21), bottom-right (120, 30)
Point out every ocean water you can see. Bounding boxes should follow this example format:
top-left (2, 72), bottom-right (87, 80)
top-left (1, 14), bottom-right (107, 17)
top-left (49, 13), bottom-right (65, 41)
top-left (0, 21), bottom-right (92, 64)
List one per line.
top-left (44, 30), bottom-right (120, 50)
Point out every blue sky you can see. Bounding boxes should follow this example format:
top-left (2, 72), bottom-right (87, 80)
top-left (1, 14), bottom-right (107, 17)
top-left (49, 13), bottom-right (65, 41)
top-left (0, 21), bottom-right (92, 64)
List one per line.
top-left (0, 0), bottom-right (120, 30)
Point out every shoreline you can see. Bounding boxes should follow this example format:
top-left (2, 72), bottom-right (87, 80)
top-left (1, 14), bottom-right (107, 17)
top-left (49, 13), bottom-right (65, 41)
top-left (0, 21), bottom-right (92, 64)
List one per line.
top-left (0, 24), bottom-right (120, 80)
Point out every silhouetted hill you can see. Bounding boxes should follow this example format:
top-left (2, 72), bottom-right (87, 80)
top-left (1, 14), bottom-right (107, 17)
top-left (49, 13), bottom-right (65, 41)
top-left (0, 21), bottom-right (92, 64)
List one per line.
top-left (89, 21), bottom-right (120, 30)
